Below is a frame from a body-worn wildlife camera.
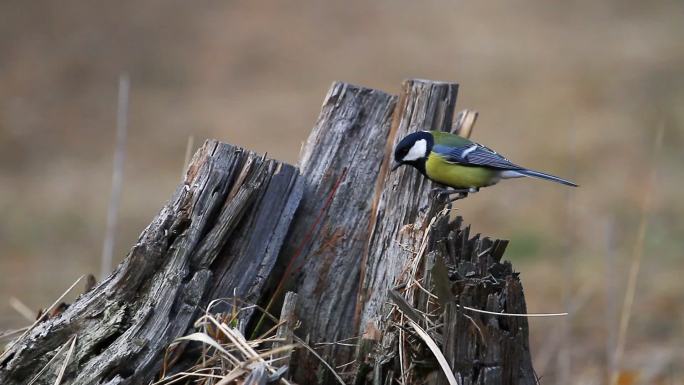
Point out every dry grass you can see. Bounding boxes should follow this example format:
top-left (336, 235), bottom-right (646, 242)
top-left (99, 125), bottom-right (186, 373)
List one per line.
top-left (154, 298), bottom-right (344, 385)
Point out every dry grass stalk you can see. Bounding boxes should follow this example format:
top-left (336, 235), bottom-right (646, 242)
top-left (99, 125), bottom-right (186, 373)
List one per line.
top-left (9, 297), bottom-right (36, 322)
top-left (182, 135), bottom-right (195, 177)
top-left (408, 320), bottom-right (459, 385)
top-left (23, 335), bottom-right (76, 385)
top-left (100, 73), bottom-right (130, 279)
top-left (155, 297), bottom-right (345, 385)
top-left (609, 123), bottom-right (664, 385)
top-left (0, 275), bottom-right (85, 362)
top-left (0, 327), bottom-right (29, 343)
top-left (53, 335), bottom-right (77, 385)
top-left (293, 336), bottom-right (346, 385)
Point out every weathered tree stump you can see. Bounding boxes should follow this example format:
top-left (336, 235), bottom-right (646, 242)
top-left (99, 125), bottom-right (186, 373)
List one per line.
top-left (0, 79), bottom-right (538, 385)
top-left (0, 142), bottom-right (302, 384)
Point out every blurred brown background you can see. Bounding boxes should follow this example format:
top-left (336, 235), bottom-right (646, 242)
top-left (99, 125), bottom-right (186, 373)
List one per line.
top-left (1, 0), bottom-right (682, 383)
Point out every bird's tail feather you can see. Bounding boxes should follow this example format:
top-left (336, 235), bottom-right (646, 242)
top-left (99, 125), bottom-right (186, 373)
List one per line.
top-left (516, 169), bottom-right (578, 187)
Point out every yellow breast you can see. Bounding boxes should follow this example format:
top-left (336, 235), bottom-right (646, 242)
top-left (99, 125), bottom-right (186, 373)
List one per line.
top-left (425, 154), bottom-right (500, 188)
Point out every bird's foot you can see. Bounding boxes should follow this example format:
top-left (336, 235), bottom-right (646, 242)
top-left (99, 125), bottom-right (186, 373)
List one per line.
top-left (430, 187), bottom-right (477, 202)
top-left (431, 187), bottom-right (468, 196)
top-left (448, 191), bottom-right (469, 202)
top-left (453, 187), bottom-right (480, 201)
top-left (430, 188), bottom-right (457, 199)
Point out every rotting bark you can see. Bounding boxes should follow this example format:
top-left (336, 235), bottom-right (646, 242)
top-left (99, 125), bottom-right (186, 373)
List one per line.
top-left (0, 79), bottom-right (538, 385)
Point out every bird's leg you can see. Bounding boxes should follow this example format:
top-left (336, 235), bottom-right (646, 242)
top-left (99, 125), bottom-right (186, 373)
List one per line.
top-left (430, 187), bottom-right (472, 201)
top-left (431, 187), bottom-right (460, 198)
top-left (429, 188), bottom-right (457, 210)
top-left (448, 191), bottom-right (469, 202)
top-left (430, 187), bottom-right (479, 202)
top-left (430, 187), bottom-right (471, 197)
top-left (449, 187), bottom-right (479, 202)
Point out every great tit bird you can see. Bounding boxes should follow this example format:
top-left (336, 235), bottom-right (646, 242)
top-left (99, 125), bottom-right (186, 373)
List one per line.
top-left (392, 131), bottom-right (577, 199)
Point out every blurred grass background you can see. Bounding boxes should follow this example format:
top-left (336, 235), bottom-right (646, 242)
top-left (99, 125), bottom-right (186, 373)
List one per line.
top-left (1, 0), bottom-right (682, 383)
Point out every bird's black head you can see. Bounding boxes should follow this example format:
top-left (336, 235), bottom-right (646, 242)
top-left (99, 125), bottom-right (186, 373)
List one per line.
top-left (392, 131), bottom-right (434, 174)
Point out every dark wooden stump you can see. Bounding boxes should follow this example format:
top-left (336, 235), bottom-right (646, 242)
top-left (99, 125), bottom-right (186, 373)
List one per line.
top-left (0, 80), bottom-right (538, 385)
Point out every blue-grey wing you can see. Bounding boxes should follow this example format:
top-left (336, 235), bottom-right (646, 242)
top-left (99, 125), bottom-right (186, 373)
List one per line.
top-left (432, 143), bottom-right (523, 170)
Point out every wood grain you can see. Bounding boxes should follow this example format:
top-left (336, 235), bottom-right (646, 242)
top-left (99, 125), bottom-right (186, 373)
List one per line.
top-left (276, 82), bottom-right (397, 382)
top-left (0, 141), bottom-right (301, 385)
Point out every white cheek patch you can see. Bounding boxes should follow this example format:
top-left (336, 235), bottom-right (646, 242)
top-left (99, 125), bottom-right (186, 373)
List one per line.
top-left (403, 139), bottom-right (427, 161)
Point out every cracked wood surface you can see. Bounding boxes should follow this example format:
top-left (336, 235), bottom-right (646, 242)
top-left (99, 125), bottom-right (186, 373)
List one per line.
top-left (0, 141), bottom-right (301, 385)
top-left (356, 79), bottom-right (459, 334)
top-left (420, 215), bottom-right (534, 385)
top-left (276, 82), bottom-right (397, 382)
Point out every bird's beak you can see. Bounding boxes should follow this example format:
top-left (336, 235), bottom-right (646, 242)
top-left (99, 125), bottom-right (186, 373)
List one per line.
top-left (390, 162), bottom-right (402, 172)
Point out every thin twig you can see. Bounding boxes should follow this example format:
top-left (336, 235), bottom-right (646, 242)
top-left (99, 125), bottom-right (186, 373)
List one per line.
top-left (610, 123), bottom-right (664, 385)
top-left (205, 316), bottom-right (294, 385)
top-left (0, 275), bottom-right (85, 362)
top-left (398, 314), bottom-right (406, 385)
top-left (153, 367), bottom-right (222, 385)
top-left (101, 73), bottom-right (130, 279)
top-left (27, 338), bottom-right (72, 385)
top-left (0, 326), bottom-right (30, 341)
top-left (461, 312), bottom-right (485, 345)
top-left (408, 320), bottom-right (460, 385)
top-left (459, 305), bottom-right (567, 318)
top-left (182, 135), bottom-right (195, 178)
top-left (315, 335), bottom-right (360, 346)
top-left (54, 335), bottom-right (77, 385)
top-left (293, 335), bottom-right (346, 385)
top-left (9, 297), bottom-right (36, 321)
top-left (399, 280), bottom-right (567, 318)
top-left (336, 359), bottom-right (357, 370)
